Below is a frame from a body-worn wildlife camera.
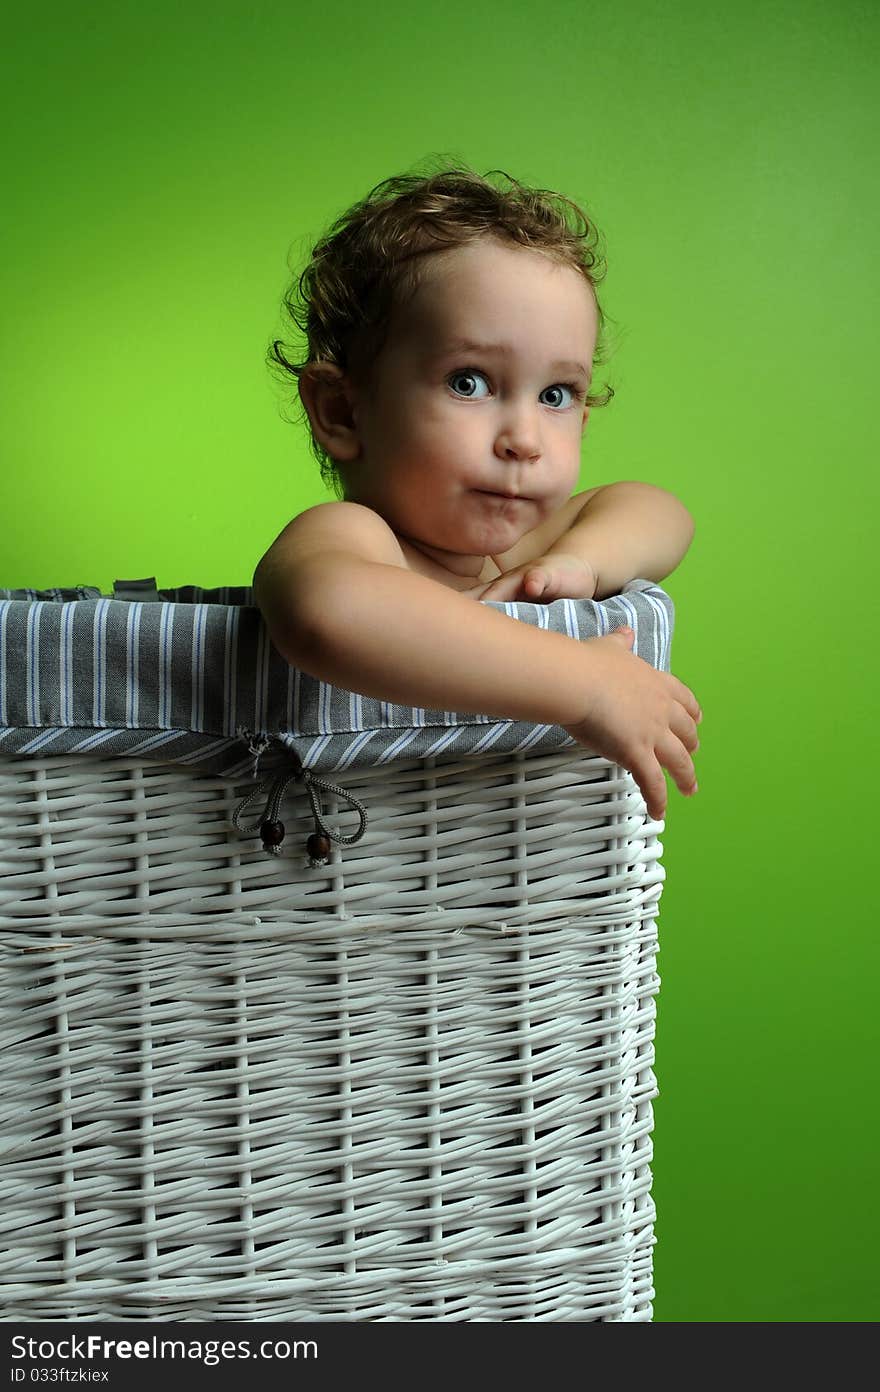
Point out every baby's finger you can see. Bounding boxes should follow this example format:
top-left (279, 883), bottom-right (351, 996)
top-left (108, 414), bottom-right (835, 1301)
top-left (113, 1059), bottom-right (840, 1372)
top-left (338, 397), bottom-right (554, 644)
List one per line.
top-left (670, 702), bottom-right (700, 753)
top-left (666, 674), bottom-right (702, 723)
top-left (657, 730), bottom-right (698, 798)
top-left (478, 572), bottom-right (523, 602)
top-left (625, 750), bottom-right (667, 823)
top-left (523, 567), bottom-right (550, 599)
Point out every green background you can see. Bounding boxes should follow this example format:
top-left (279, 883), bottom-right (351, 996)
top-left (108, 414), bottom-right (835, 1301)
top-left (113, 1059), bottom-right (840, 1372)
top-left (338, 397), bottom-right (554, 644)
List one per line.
top-left (1, 0), bottom-right (877, 1322)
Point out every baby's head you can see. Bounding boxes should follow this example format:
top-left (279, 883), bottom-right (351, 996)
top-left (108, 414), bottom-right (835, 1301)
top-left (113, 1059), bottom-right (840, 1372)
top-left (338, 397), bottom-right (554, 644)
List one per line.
top-left (270, 163), bottom-right (614, 560)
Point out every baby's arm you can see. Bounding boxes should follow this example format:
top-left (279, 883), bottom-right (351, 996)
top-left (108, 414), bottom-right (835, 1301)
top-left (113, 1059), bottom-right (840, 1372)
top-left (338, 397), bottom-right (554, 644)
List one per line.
top-left (549, 482), bottom-right (695, 598)
top-left (479, 482), bottom-right (695, 603)
top-left (253, 502), bottom-right (702, 820)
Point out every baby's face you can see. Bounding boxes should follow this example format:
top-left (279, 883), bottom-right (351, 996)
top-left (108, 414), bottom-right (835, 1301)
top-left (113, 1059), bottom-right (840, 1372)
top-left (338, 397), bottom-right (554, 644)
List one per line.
top-left (343, 236), bottom-right (598, 574)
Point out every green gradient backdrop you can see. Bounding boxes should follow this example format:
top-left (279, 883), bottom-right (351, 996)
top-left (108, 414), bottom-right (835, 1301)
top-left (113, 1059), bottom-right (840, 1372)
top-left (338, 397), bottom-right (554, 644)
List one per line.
top-left (1, 1), bottom-right (877, 1322)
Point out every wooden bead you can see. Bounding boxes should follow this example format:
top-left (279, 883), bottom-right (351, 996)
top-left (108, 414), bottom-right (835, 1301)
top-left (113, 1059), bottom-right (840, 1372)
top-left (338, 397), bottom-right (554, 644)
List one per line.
top-left (307, 831), bottom-right (331, 862)
top-left (260, 819), bottom-right (285, 848)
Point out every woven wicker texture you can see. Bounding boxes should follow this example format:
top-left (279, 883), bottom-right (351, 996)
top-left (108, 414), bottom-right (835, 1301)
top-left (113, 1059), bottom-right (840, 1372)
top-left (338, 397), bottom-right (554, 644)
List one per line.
top-left (1, 747), bottom-right (662, 1321)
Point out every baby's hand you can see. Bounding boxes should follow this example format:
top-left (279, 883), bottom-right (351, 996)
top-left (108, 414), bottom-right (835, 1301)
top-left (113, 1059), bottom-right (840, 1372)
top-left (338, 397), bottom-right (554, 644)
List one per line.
top-left (563, 627), bottom-right (702, 821)
top-left (477, 552), bottom-right (597, 603)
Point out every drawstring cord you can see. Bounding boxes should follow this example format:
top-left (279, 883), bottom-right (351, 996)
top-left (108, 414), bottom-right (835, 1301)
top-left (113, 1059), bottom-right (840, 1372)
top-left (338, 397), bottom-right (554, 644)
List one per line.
top-left (231, 743), bottom-right (369, 867)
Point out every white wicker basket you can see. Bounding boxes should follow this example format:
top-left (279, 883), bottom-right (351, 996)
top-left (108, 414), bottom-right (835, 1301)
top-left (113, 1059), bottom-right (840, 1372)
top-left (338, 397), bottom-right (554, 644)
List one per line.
top-left (0, 743), bottom-right (663, 1321)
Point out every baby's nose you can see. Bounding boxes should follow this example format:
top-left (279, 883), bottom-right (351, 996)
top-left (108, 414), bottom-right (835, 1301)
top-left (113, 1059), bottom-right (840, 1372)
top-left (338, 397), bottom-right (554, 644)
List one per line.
top-left (496, 430), bottom-right (541, 463)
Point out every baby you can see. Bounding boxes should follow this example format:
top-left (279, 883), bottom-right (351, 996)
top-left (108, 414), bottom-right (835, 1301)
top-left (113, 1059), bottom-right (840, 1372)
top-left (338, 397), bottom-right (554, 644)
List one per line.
top-left (254, 166), bottom-right (702, 821)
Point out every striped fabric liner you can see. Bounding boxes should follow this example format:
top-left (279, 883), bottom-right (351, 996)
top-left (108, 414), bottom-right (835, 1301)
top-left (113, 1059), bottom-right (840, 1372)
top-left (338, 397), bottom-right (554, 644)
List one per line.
top-left (0, 578), bottom-right (674, 779)
top-left (0, 585), bottom-right (105, 602)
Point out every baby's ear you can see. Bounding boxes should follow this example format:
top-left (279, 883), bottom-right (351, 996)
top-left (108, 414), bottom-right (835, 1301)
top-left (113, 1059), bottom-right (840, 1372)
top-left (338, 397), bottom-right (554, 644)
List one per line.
top-left (299, 363), bottom-right (361, 461)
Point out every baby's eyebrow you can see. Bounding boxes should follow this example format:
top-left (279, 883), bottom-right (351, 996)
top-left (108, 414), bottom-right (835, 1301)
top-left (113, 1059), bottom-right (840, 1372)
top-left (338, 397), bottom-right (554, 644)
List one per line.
top-left (435, 339), bottom-right (590, 380)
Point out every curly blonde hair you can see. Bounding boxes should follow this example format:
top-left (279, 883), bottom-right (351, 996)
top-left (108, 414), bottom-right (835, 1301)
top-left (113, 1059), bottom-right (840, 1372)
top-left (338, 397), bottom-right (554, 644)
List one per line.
top-left (269, 159), bottom-right (616, 498)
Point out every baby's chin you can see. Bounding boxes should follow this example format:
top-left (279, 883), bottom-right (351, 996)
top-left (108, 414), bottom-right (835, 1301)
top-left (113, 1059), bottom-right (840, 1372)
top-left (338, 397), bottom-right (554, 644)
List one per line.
top-left (407, 494), bottom-right (537, 557)
top-left (465, 499), bottom-right (535, 543)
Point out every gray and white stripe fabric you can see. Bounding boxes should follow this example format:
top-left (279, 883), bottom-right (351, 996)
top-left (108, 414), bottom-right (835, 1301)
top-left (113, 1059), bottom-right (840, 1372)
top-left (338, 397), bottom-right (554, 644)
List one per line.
top-left (0, 577), bottom-right (674, 780)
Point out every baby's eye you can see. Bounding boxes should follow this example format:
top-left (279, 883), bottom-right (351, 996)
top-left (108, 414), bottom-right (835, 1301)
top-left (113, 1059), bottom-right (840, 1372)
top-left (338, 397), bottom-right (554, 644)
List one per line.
top-left (447, 370), bottom-right (491, 399)
top-left (540, 383), bottom-right (579, 409)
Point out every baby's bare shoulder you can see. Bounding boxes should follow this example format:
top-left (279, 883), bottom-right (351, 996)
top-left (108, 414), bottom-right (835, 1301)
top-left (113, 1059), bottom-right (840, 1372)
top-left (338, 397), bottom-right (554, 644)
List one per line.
top-left (254, 501), bottom-right (406, 583)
